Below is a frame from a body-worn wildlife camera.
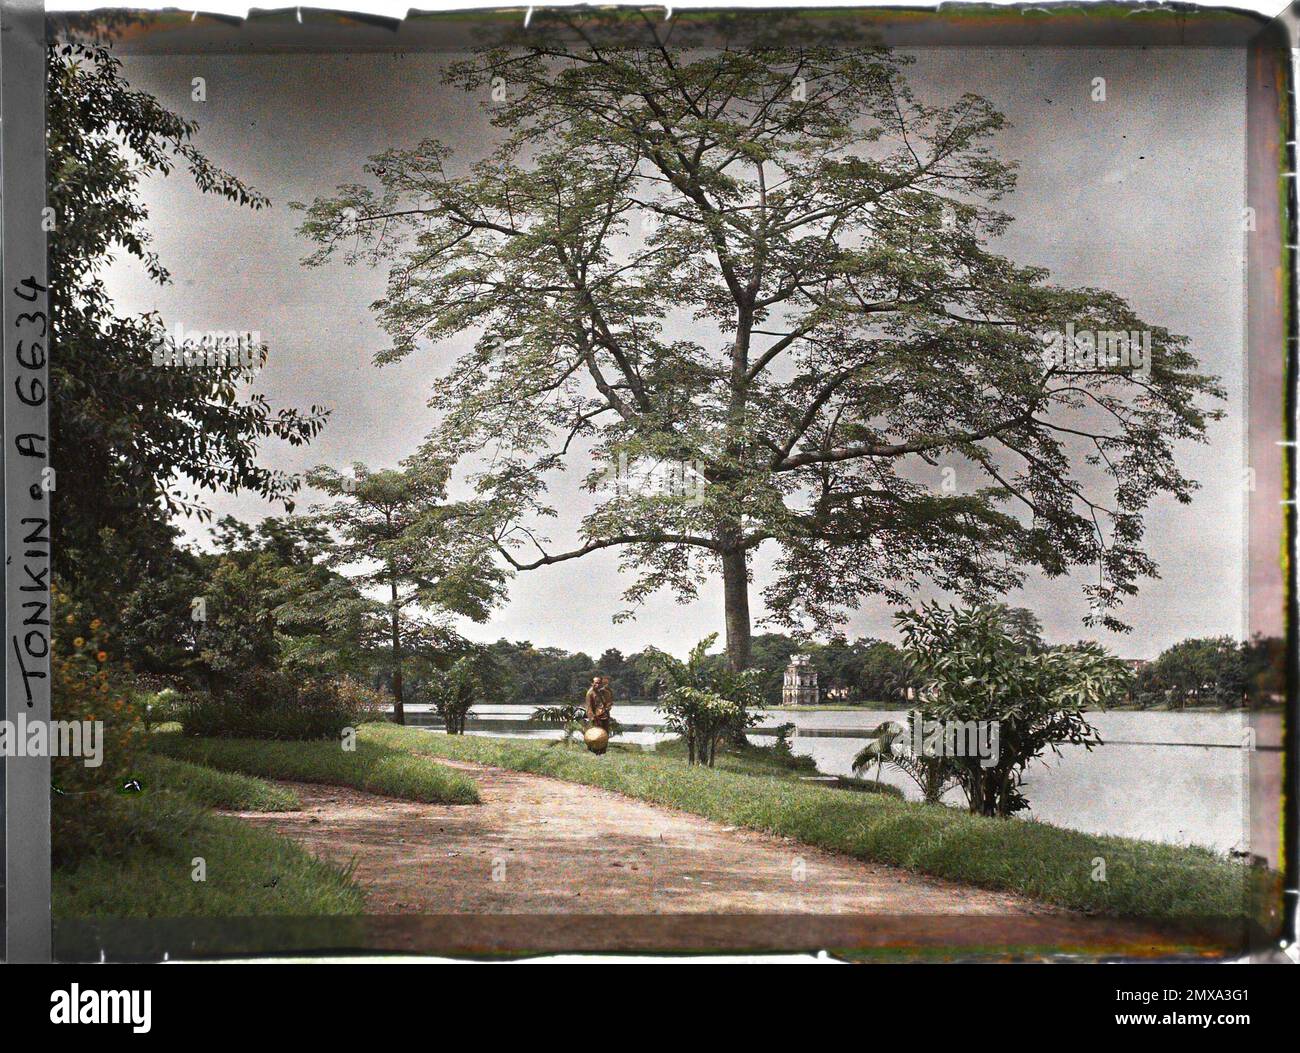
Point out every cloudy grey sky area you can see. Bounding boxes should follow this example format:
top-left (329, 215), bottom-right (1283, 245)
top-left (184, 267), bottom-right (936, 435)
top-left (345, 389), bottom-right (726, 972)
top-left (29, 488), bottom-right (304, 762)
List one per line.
top-left (102, 46), bottom-right (1249, 660)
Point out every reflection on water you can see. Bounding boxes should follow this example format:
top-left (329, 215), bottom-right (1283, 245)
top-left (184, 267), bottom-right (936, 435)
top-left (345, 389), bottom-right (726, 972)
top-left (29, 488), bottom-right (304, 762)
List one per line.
top-left (396, 703), bottom-right (1275, 863)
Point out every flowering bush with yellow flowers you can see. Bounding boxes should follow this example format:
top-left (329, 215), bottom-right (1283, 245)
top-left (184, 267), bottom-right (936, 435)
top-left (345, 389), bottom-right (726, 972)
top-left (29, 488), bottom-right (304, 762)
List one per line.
top-left (51, 583), bottom-right (149, 865)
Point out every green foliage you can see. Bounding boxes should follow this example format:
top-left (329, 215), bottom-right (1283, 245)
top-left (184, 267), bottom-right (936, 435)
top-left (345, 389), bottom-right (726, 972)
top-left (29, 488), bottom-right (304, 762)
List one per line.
top-left (652, 733), bottom-right (816, 776)
top-left (50, 589), bottom-right (151, 867)
top-left (115, 514), bottom-right (389, 709)
top-left (770, 721), bottom-right (797, 759)
top-left (750, 632), bottom-right (912, 705)
top-left (143, 687), bottom-right (187, 729)
top-left (196, 516), bottom-right (381, 685)
top-left (897, 603), bottom-right (1133, 817)
top-left (306, 462), bottom-right (507, 722)
top-left (489, 639), bottom-right (643, 704)
top-left (853, 717), bottom-right (963, 805)
top-left (657, 687), bottom-right (745, 767)
top-left (111, 527), bottom-right (210, 680)
top-left (48, 31), bottom-right (325, 595)
top-left (530, 703), bottom-right (587, 725)
top-left (179, 675), bottom-right (386, 740)
top-left (1133, 634), bottom-right (1284, 710)
top-left (431, 649), bottom-right (505, 734)
top-left (492, 631), bottom-right (916, 708)
top-left (641, 634), bottom-right (762, 765)
top-left (529, 704), bottom-right (588, 744)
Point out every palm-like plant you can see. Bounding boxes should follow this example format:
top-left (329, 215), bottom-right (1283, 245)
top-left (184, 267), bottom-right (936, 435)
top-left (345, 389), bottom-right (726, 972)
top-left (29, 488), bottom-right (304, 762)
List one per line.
top-left (530, 703), bottom-right (587, 745)
top-left (530, 704), bottom-right (623, 746)
top-left (639, 634), bottom-right (761, 766)
top-left (853, 717), bottom-right (963, 805)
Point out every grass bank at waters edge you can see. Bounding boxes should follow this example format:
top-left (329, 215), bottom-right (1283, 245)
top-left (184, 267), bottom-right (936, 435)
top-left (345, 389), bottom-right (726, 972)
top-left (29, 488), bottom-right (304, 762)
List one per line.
top-left (650, 735), bottom-right (903, 797)
top-left (53, 786), bottom-right (362, 918)
top-left (362, 724), bottom-right (1272, 923)
top-left (151, 732), bottom-right (481, 805)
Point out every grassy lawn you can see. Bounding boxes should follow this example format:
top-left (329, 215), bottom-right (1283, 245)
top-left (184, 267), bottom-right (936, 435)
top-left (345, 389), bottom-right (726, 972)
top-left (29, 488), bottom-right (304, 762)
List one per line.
top-left (57, 730), bottom-right (478, 920)
top-left (139, 753), bottom-right (302, 811)
top-left (151, 732), bottom-right (480, 804)
top-left (651, 735), bottom-right (903, 797)
top-left (54, 769), bottom-right (360, 918)
top-left (360, 723), bottom-right (1270, 923)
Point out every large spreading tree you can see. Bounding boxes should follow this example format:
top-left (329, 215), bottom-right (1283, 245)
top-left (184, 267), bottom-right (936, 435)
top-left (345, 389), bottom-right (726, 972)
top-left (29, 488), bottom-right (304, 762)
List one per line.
top-left (296, 15), bottom-right (1222, 670)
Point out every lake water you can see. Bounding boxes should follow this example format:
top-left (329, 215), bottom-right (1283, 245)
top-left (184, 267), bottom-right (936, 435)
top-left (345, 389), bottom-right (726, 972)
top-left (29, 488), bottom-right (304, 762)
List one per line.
top-left (397, 703), bottom-right (1281, 865)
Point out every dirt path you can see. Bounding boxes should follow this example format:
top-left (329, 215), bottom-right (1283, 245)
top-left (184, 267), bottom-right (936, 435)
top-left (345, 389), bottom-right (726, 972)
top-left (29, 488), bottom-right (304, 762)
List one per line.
top-left (225, 759), bottom-right (1057, 917)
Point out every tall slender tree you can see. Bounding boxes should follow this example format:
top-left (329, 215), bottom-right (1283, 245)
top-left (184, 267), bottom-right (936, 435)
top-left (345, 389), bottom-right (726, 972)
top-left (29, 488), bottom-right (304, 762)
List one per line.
top-left (296, 15), bottom-right (1222, 670)
top-left (307, 463), bottom-right (506, 723)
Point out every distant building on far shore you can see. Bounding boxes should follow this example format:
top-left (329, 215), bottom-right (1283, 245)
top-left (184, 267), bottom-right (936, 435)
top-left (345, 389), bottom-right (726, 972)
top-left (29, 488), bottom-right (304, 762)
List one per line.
top-left (782, 654), bottom-right (819, 706)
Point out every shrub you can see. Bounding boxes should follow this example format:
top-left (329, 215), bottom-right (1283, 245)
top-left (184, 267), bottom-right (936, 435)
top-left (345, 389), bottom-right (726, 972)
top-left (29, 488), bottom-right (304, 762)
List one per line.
top-left (853, 717), bottom-right (964, 805)
top-left (771, 721), bottom-right (797, 759)
top-left (643, 635), bottom-right (762, 765)
top-left (896, 603), bottom-right (1133, 817)
top-left (182, 675), bottom-right (386, 740)
top-left (51, 585), bottom-right (151, 866)
top-left (658, 686), bottom-right (746, 766)
top-left (530, 704), bottom-right (587, 744)
top-left (431, 650), bottom-right (503, 735)
top-left (142, 686), bottom-right (187, 729)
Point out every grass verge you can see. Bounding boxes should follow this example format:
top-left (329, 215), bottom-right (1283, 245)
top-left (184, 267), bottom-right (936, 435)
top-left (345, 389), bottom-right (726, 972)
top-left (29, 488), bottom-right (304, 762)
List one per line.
top-left (53, 788), bottom-right (362, 918)
top-left (151, 733), bottom-right (480, 805)
top-left (361, 723), bottom-right (1270, 923)
top-left (139, 753), bottom-right (301, 811)
top-left (651, 735), bottom-right (902, 796)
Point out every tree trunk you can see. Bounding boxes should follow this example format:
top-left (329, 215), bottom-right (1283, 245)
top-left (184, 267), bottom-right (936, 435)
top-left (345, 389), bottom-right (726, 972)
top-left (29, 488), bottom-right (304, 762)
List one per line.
top-left (390, 576), bottom-right (404, 726)
top-left (966, 768), bottom-right (985, 815)
top-left (721, 545), bottom-right (752, 672)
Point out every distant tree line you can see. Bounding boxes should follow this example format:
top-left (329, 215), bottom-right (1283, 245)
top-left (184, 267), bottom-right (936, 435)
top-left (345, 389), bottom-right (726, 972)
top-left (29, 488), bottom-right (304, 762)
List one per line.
top-left (485, 641), bottom-right (649, 706)
top-left (1132, 634), bottom-right (1283, 710)
top-left (485, 613), bottom-right (1283, 711)
top-left (483, 633), bottom-right (914, 707)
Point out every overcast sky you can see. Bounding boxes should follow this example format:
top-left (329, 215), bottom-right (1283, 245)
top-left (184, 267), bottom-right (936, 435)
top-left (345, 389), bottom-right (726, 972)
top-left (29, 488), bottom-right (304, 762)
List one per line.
top-left (103, 45), bottom-right (1252, 660)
